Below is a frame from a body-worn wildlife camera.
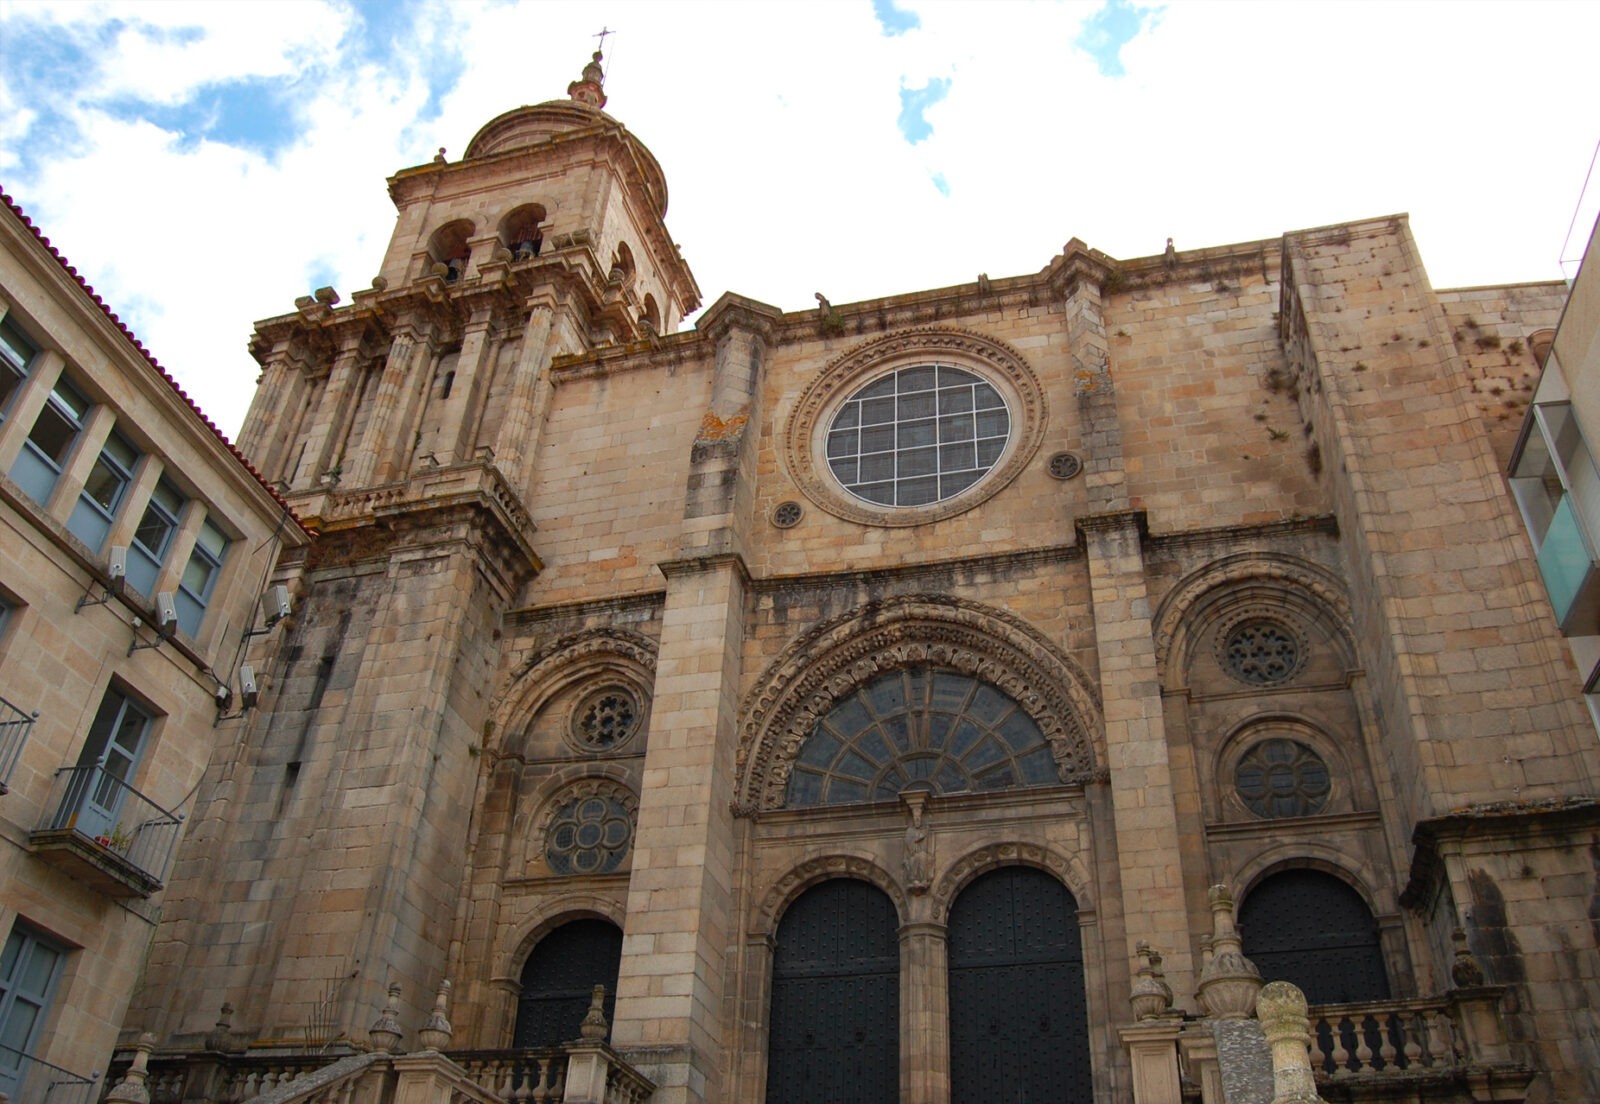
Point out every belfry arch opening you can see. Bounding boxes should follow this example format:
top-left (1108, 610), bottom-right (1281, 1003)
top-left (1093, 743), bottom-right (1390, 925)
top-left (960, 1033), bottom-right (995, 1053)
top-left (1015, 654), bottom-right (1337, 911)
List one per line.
top-left (500, 204), bottom-right (546, 260)
top-left (427, 220), bottom-right (475, 283)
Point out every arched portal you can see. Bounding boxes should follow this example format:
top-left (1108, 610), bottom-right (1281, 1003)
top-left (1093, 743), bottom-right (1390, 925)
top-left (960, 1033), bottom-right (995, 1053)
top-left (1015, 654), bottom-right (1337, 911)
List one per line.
top-left (513, 918), bottom-right (623, 1048)
top-left (766, 879), bottom-right (899, 1104)
top-left (948, 866), bottom-right (1092, 1102)
top-left (1239, 869), bottom-right (1389, 1005)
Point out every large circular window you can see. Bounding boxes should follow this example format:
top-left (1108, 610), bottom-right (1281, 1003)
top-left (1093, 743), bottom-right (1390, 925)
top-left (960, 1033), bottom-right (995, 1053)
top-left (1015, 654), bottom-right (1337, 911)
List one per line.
top-left (1234, 738), bottom-right (1330, 818)
top-left (825, 365), bottom-right (1010, 508)
top-left (784, 328), bottom-right (1047, 526)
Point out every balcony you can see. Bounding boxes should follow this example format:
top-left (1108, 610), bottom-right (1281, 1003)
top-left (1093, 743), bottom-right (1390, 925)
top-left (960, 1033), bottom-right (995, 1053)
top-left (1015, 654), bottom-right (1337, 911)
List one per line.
top-left (0, 695), bottom-right (37, 792)
top-left (0, 1042), bottom-right (99, 1104)
top-left (29, 761), bottom-right (182, 897)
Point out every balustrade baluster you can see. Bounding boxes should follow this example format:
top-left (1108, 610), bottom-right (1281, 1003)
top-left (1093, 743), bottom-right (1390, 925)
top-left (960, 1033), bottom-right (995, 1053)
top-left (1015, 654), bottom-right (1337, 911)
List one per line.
top-left (1424, 1008), bottom-right (1452, 1065)
top-left (1308, 1016), bottom-right (1328, 1073)
top-left (1402, 1010), bottom-right (1423, 1067)
top-left (1330, 1016), bottom-right (1353, 1076)
top-left (1378, 1009), bottom-right (1398, 1067)
top-left (1354, 1015), bottom-right (1375, 1072)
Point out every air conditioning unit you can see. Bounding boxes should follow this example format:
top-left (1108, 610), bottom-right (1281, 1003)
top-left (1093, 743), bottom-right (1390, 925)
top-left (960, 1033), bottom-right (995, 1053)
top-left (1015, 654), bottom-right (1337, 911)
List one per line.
top-left (107, 545), bottom-right (128, 593)
top-left (239, 664), bottom-right (259, 709)
top-left (261, 585), bottom-right (292, 626)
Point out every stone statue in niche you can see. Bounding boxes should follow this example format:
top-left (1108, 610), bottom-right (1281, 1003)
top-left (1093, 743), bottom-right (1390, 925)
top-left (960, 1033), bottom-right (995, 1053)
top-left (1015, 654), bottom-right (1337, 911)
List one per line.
top-left (901, 788), bottom-right (933, 894)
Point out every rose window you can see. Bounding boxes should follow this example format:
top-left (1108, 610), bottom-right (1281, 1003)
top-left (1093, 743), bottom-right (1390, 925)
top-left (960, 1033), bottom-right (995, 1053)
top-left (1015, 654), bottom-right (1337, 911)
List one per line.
top-left (1223, 620), bottom-right (1302, 685)
top-left (572, 687), bottom-right (640, 750)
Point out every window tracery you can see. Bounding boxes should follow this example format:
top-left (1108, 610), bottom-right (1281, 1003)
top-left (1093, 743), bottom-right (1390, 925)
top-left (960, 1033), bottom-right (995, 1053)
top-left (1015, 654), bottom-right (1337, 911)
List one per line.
top-left (785, 668), bottom-right (1057, 808)
top-left (1233, 738), bottom-right (1330, 818)
top-left (543, 782), bottom-right (636, 876)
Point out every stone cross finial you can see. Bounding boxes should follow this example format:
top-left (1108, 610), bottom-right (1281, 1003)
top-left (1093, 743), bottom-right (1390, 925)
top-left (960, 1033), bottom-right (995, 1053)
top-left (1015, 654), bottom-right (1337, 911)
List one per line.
top-left (580, 984), bottom-right (610, 1041)
top-left (1196, 883), bottom-right (1262, 1019)
top-left (416, 979), bottom-right (453, 1051)
top-left (105, 1032), bottom-right (156, 1104)
top-left (1256, 981), bottom-right (1326, 1104)
top-left (368, 983), bottom-right (403, 1052)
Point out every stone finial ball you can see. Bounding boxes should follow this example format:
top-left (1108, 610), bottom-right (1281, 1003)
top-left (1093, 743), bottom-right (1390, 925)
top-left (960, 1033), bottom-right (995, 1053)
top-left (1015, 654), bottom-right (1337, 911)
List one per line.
top-left (1256, 980), bottom-right (1309, 1020)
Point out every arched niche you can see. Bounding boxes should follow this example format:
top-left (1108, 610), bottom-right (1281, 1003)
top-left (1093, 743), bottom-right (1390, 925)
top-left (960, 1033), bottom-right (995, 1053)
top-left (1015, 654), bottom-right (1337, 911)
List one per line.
top-left (489, 628), bottom-right (658, 760)
top-left (1152, 553), bottom-right (1355, 693)
top-left (736, 595), bottom-right (1102, 813)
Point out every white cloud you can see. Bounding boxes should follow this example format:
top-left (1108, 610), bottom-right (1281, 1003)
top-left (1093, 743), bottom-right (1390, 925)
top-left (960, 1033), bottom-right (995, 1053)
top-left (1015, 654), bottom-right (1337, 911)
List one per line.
top-left (3, 0), bottom-right (1598, 437)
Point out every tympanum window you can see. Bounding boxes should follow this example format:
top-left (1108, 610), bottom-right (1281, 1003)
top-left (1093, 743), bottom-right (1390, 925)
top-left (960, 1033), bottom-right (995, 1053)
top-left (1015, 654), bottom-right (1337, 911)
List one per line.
top-left (1223, 619), bottom-right (1302, 685)
top-left (786, 668), bottom-right (1056, 808)
top-left (545, 793), bottom-right (633, 875)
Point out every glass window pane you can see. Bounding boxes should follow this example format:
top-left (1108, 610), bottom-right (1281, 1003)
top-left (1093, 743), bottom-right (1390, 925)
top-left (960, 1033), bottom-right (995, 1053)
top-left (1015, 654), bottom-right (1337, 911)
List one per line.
top-left (81, 457), bottom-right (127, 511)
top-left (26, 402), bottom-right (78, 465)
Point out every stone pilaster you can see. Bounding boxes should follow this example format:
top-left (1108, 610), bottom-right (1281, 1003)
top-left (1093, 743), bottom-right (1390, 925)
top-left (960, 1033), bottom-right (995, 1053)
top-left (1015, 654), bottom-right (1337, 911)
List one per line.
top-left (293, 340), bottom-right (365, 489)
top-left (900, 920), bottom-right (950, 1104)
top-left (493, 300), bottom-right (556, 494)
top-left (610, 554), bottom-right (748, 1104)
top-left (345, 330), bottom-right (419, 488)
top-left (444, 309), bottom-right (500, 462)
top-left (1079, 511), bottom-right (1196, 1006)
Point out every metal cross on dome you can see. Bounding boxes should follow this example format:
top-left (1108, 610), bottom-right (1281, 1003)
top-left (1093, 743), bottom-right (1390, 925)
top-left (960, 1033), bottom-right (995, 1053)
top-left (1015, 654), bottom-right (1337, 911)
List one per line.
top-left (593, 26), bottom-right (612, 53)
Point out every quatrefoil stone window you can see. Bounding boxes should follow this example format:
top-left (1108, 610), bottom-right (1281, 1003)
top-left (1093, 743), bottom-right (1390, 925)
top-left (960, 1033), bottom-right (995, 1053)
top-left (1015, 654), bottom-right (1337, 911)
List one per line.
top-left (571, 686), bottom-right (641, 751)
top-left (1234, 738), bottom-right (1330, 818)
top-left (1222, 620), bottom-right (1303, 685)
top-left (545, 794), bottom-right (634, 875)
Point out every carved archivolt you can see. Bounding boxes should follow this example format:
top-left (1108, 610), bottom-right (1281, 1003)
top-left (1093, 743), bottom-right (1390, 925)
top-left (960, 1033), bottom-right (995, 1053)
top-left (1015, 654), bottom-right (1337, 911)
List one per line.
top-left (736, 595), bottom-right (1102, 811)
top-left (1151, 553), bottom-right (1352, 680)
top-left (782, 326), bottom-right (1048, 526)
top-left (930, 842), bottom-right (1094, 916)
top-left (755, 852), bottom-right (907, 933)
top-left (490, 628), bottom-right (658, 753)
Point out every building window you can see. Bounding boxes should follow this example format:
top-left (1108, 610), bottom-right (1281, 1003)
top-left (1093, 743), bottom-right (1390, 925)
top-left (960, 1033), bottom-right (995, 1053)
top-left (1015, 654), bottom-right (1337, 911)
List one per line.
top-left (9, 373), bottom-right (89, 504)
top-left (69, 687), bottom-right (153, 845)
top-left (1509, 400), bottom-right (1600, 631)
top-left (785, 668), bottom-right (1057, 808)
top-left (128, 479), bottom-right (184, 596)
top-left (1234, 738), bottom-right (1330, 818)
top-left (0, 922), bottom-right (68, 1101)
top-left (826, 365), bottom-right (1010, 508)
top-left (174, 518), bottom-right (227, 636)
top-left (66, 430), bottom-right (138, 551)
top-left (0, 317), bottom-right (38, 419)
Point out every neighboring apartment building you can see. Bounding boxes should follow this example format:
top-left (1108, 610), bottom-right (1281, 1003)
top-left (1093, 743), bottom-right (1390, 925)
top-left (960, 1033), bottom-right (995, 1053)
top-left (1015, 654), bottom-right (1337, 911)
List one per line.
top-left (0, 195), bottom-right (307, 1101)
top-left (102, 54), bottom-right (1600, 1104)
top-left (1509, 213), bottom-right (1600, 729)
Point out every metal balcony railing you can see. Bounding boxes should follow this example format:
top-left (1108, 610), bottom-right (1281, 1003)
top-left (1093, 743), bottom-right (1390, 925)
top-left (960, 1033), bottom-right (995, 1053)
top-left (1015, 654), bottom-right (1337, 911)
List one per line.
top-left (0, 1041), bottom-right (99, 1104)
top-left (0, 695), bottom-right (38, 790)
top-left (35, 761), bottom-right (182, 885)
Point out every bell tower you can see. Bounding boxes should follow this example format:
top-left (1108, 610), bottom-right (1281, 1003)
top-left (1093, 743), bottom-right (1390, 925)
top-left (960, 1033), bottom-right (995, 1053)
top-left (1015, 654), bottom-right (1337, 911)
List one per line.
top-left (128, 52), bottom-right (699, 1048)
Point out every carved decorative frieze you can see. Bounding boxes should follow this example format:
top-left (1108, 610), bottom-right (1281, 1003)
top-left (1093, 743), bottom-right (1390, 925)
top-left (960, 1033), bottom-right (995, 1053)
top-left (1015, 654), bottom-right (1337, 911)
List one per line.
top-left (735, 595), bottom-right (1101, 811)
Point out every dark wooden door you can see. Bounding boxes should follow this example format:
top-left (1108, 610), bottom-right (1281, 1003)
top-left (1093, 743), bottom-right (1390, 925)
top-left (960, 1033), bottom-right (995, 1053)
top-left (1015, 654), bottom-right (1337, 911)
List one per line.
top-left (767, 879), bottom-right (899, 1103)
top-left (514, 918), bottom-right (623, 1048)
top-left (948, 867), bottom-right (1092, 1103)
top-left (1239, 870), bottom-right (1389, 1005)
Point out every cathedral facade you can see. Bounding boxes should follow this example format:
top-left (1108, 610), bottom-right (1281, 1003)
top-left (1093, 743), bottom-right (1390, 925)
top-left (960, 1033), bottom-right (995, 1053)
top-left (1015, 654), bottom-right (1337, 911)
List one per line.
top-left (114, 55), bottom-right (1600, 1104)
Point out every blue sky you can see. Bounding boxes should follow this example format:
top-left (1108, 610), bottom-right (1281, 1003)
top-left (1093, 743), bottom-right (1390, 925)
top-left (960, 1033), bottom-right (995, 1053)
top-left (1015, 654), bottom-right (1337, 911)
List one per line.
top-left (1, 0), bottom-right (1597, 436)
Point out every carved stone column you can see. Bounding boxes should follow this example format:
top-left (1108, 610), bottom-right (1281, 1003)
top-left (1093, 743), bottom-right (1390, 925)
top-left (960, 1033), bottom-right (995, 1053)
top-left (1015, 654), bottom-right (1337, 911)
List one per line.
top-left (493, 300), bottom-right (556, 493)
